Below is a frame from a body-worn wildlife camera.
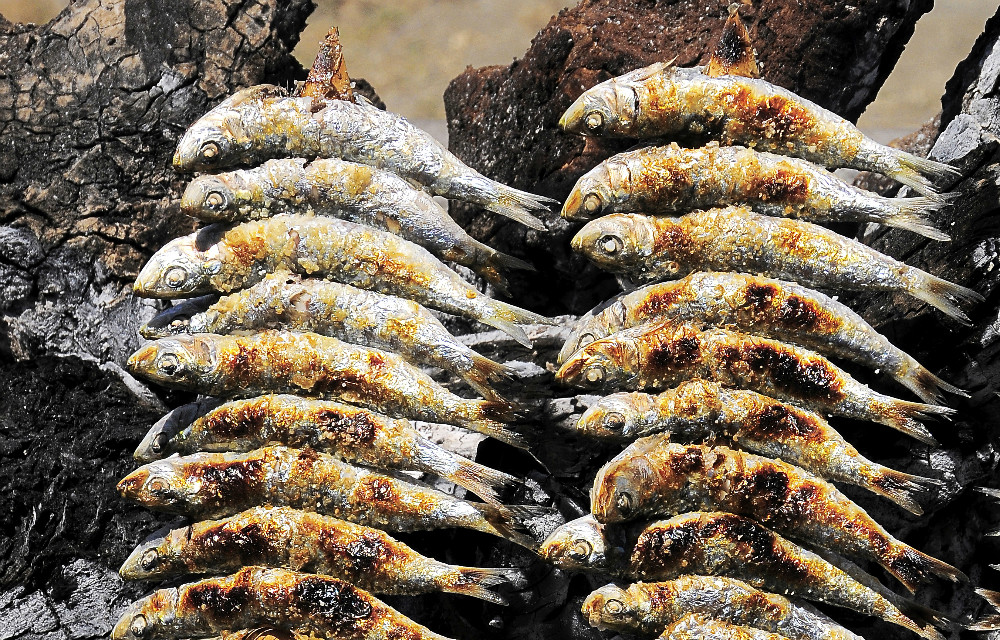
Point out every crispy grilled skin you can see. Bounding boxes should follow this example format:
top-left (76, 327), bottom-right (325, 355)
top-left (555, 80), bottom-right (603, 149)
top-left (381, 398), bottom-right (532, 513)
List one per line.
top-left (659, 615), bottom-right (794, 640)
top-left (110, 566), bottom-right (453, 640)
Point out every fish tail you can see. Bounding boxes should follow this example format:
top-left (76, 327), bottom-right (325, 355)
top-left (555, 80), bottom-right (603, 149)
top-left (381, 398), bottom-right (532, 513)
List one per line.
top-left (870, 395), bottom-right (952, 445)
top-left (462, 352), bottom-right (516, 401)
top-left (908, 271), bottom-right (983, 324)
top-left (473, 265), bottom-right (513, 296)
top-left (862, 465), bottom-right (943, 515)
top-left (482, 300), bottom-right (557, 347)
top-left (473, 503), bottom-right (552, 550)
top-left (885, 543), bottom-right (967, 594)
top-left (886, 150), bottom-right (961, 197)
top-left (893, 356), bottom-right (969, 404)
top-left (970, 589), bottom-right (1000, 631)
top-left (435, 566), bottom-right (525, 605)
top-left (487, 249), bottom-right (536, 272)
top-left (889, 596), bottom-right (953, 639)
top-left (460, 399), bottom-right (533, 449)
top-left (883, 195), bottom-right (953, 241)
top-left (412, 435), bottom-right (521, 504)
top-left (485, 184), bottom-right (556, 230)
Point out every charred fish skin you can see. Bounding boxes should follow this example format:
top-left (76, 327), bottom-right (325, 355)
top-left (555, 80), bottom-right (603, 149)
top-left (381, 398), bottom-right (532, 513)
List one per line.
top-left (133, 214), bottom-right (552, 347)
top-left (116, 446), bottom-right (538, 548)
top-left (629, 512), bottom-right (946, 639)
top-left (571, 208), bottom-right (982, 323)
top-left (658, 615), bottom-right (794, 640)
top-left (172, 86), bottom-right (552, 229)
top-left (110, 566), bottom-right (454, 640)
top-left (181, 158), bottom-right (533, 289)
top-left (557, 320), bottom-right (951, 445)
top-left (558, 272), bottom-right (964, 403)
top-left (590, 439), bottom-right (965, 593)
top-left (140, 274), bottom-right (514, 401)
top-left (119, 505), bottom-right (519, 604)
top-left (126, 330), bottom-right (526, 447)
top-left (559, 63), bottom-right (958, 197)
top-left (574, 380), bottom-right (942, 514)
top-left (562, 144), bottom-right (949, 240)
top-left (580, 577), bottom-right (864, 640)
top-left (163, 394), bottom-right (518, 504)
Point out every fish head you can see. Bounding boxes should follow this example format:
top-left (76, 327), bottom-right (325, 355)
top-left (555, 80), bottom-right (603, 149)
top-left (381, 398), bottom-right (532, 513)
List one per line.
top-left (133, 399), bottom-right (219, 462)
top-left (126, 336), bottom-right (216, 390)
top-left (134, 229), bottom-right (225, 298)
top-left (140, 295), bottom-right (217, 339)
top-left (181, 173), bottom-right (244, 222)
top-left (539, 514), bottom-right (613, 572)
top-left (570, 214), bottom-right (652, 274)
top-left (111, 590), bottom-right (180, 640)
top-left (562, 165), bottom-right (615, 221)
top-left (117, 458), bottom-right (200, 512)
top-left (576, 393), bottom-right (648, 440)
top-left (559, 78), bottom-right (638, 137)
top-left (173, 116), bottom-right (242, 173)
top-left (555, 333), bottom-right (638, 391)
top-left (557, 296), bottom-right (628, 364)
top-left (119, 526), bottom-right (189, 580)
top-left (591, 446), bottom-right (658, 523)
top-left (581, 584), bottom-right (640, 632)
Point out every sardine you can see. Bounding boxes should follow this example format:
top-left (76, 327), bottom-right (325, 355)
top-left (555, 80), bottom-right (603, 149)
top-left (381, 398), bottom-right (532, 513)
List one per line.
top-left (110, 565), bottom-right (453, 640)
top-left (142, 394), bottom-right (518, 504)
top-left (539, 514), bottom-right (626, 574)
top-left (580, 577), bottom-right (864, 640)
top-left (590, 438), bottom-right (964, 593)
top-left (117, 446), bottom-right (543, 548)
top-left (557, 272), bottom-right (964, 403)
top-left (133, 398), bottom-right (222, 463)
top-left (574, 380), bottom-right (942, 513)
top-left (627, 512), bottom-right (946, 639)
top-left (133, 214), bottom-right (552, 346)
top-left (140, 274), bottom-right (514, 400)
top-left (557, 320), bottom-right (951, 444)
top-left (120, 505), bottom-right (520, 604)
top-left (559, 62), bottom-right (959, 197)
top-left (562, 144), bottom-right (949, 240)
top-left (172, 85), bottom-right (554, 228)
top-left (656, 615), bottom-right (794, 640)
top-left (181, 158), bottom-right (534, 290)
top-left (126, 330), bottom-right (526, 447)
top-left (571, 207), bottom-right (981, 323)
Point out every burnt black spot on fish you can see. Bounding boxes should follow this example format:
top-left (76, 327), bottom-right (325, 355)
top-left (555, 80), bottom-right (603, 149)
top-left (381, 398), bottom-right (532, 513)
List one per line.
top-left (652, 222), bottom-right (696, 261)
top-left (646, 331), bottom-right (702, 372)
top-left (314, 408), bottom-right (379, 446)
top-left (727, 466), bottom-right (794, 521)
top-left (294, 576), bottom-right (373, 623)
top-left (201, 399), bottom-right (270, 439)
top-left (743, 402), bottom-right (821, 442)
top-left (744, 283), bottom-right (777, 311)
top-left (199, 520), bottom-right (275, 566)
top-left (743, 343), bottom-right (842, 401)
top-left (192, 459), bottom-right (267, 514)
top-left (343, 533), bottom-right (390, 571)
top-left (667, 446), bottom-right (705, 477)
top-left (357, 476), bottom-right (398, 505)
top-left (634, 287), bottom-right (684, 318)
top-left (778, 295), bottom-right (839, 332)
top-left (755, 169), bottom-right (809, 203)
top-left (187, 581), bottom-right (252, 620)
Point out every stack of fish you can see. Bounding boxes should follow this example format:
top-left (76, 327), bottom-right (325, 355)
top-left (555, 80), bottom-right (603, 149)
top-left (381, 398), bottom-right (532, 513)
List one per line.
top-left (541, 12), bottom-right (974, 640)
top-left (110, 34), bottom-right (556, 640)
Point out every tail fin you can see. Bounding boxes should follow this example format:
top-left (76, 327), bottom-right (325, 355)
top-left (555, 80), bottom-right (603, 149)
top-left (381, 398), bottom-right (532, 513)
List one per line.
top-left (891, 597), bottom-right (953, 639)
top-left (908, 271), bottom-right (983, 324)
top-left (482, 300), bottom-right (557, 348)
top-left (436, 567), bottom-right (524, 605)
top-left (885, 543), bottom-right (967, 594)
top-left (887, 151), bottom-right (962, 198)
top-left (489, 250), bottom-right (536, 272)
top-left (882, 195), bottom-right (953, 241)
top-left (970, 589), bottom-right (1000, 631)
top-left (872, 395), bottom-right (952, 445)
top-left (458, 399), bottom-right (532, 449)
top-left (474, 503), bottom-right (554, 551)
top-left (863, 466), bottom-right (944, 515)
top-left (486, 184), bottom-right (557, 230)
top-left (460, 352), bottom-right (515, 401)
top-left (412, 435), bottom-right (521, 504)
top-left (893, 356), bottom-right (968, 404)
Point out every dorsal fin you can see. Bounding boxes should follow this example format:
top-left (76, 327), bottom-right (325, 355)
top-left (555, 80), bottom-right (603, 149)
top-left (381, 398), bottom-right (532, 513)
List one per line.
top-left (705, 5), bottom-right (760, 78)
top-left (299, 27), bottom-right (355, 102)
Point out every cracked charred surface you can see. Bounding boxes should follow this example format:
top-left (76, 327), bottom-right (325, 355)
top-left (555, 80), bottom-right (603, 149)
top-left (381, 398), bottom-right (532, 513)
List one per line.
top-left (443, 0), bottom-right (934, 316)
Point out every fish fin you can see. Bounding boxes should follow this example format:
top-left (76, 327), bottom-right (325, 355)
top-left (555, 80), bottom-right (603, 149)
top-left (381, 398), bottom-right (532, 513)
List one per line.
top-left (883, 196), bottom-right (952, 241)
top-left (437, 567), bottom-right (524, 605)
top-left (894, 357), bottom-right (968, 404)
top-left (892, 597), bottom-right (953, 639)
top-left (462, 352), bottom-right (516, 401)
top-left (489, 250), bottom-right (536, 272)
top-left (977, 486), bottom-right (1000, 500)
top-left (705, 6), bottom-right (760, 79)
top-left (412, 436), bottom-right (520, 503)
top-left (465, 400), bottom-right (534, 449)
top-left (474, 504), bottom-right (551, 550)
top-left (970, 589), bottom-right (1000, 631)
top-left (482, 300), bottom-right (557, 347)
top-left (864, 467), bottom-right (943, 515)
top-left (888, 151), bottom-right (962, 197)
top-left (909, 272), bottom-right (983, 324)
top-left (873, 397), bottom-right (951, 445)
top-left (885, 544), bottom-right (966, 594)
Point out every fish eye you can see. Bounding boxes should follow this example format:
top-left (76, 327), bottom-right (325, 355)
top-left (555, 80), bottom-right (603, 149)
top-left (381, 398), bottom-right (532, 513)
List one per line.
top-left (204, 191), bottom-right (227, 210)
top-left (615, 491), bottom-right (635, 516)
top-left (157, 353), bottom-right (181, 376)
top-left (145, 477), bottom-right (170, 494)
top-left (578, 332), bottom-right (596, 348)
top-left (129, 614), bottom-right (148, 637)
top-left (603, 412), bottom-right (626, 432)
top-left (583, 193), bottom-right (602, 214)
top-left (202, 259), bottom-right (222, 275)
top-left (586, 111), bottom-right (604, 131)
top-left (604, 598), bottom-right (624, 616)
top-left (599, 235), bottom-right (624, 255)
top-left (164, 266), bottom-right (188, 289)
top-left (150, 432), bottom-right (170, 453)
top-left (140, 549), bottom-right (159, 570)
top-left (569, 539), bottom-right (593, 560)
top-left (585, 364), bottom-right (606, 384)
top-left (200, 141), bottom-right (220, 159)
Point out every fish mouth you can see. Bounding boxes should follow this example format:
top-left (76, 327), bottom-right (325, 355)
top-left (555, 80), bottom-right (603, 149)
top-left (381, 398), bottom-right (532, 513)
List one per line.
top-left (561, 189), bottom-right (583, 220)
top-left (559, 99), bottom-right (586, 133)
top-left (117, 468), bottom-right (150, 500)
top-left (126, 344), bottom-right (158, 377)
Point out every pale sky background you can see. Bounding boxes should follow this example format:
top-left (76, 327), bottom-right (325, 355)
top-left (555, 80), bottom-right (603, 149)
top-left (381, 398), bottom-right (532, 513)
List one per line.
top-left (3, 0), bottom-right (996, 142)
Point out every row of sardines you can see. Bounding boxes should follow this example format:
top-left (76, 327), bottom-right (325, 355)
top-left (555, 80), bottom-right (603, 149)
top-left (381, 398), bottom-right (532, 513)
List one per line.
top-left (543, 57), bottom-right (979, 640)
top-left (112, 82), bottom-right (561, 640)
